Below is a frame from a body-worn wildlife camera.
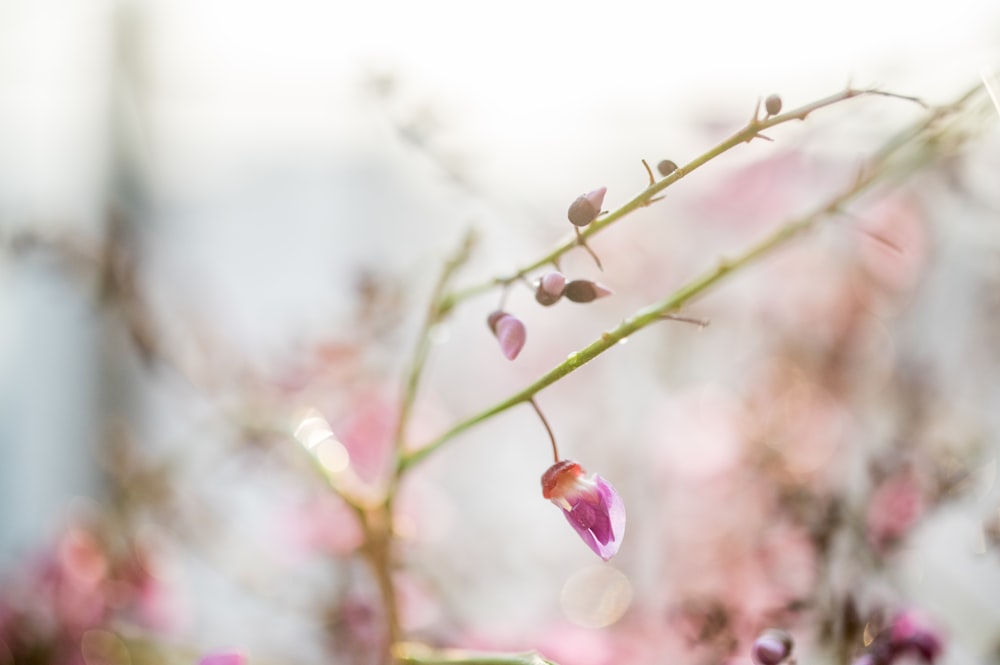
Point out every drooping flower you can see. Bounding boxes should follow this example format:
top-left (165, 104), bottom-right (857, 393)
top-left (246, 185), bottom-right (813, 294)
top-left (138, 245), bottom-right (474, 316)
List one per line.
top-left (541, 460), bottom-right (625, 561)
top-left (563, 280), bottom-right (613, 303)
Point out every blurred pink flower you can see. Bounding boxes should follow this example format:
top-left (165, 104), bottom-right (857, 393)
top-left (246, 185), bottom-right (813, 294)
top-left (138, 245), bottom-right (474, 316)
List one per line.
top-left (198, 650), bottom-right (247, 665)
top-left (866, 472), bottom-right (925, 552)
top-left (541, 460), bottom-right (625, 561)
top-left (889, 610), bottom-right (943, 662)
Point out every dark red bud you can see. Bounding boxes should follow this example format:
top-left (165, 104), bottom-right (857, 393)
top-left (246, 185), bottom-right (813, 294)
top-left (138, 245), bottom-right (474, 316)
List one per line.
top-left (564, 280), bottom-right (613, 303)
top-left (567, 187), bottom-right (607, 227)
top-left (657, 159), bottom-right (678, 176)
top-left (765, 94), bottom-right (783, 116)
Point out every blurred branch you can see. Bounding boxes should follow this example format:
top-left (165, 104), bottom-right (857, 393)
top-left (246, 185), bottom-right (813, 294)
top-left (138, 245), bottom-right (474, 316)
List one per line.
top-left (396, 643), bottom-right (557, 665)
top-left (400, 81), bottom-right (990, 473)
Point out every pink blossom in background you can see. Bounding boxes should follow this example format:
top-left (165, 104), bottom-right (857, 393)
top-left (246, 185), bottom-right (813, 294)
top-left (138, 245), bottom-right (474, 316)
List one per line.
top-left (333, 386), bottom-right (399, 484)
top-left (855, 195), bottom-right (928, 296)
top-left (866, 472), bottom-right (925, 552)
top-left (277, 494), bottom-right (363, 560)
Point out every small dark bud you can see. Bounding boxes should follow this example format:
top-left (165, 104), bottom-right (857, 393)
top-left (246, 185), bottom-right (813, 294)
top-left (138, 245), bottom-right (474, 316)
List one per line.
top-left (751, 629), bottom-right (794, 665)
top-left (657, 159), bottom-right (678, 177)
top-left (567, 187), bottom-right (607, 227)
top-left (564, 280), bottom-right (613, 303)
top-left (765, 94), bottom-right (783, 116)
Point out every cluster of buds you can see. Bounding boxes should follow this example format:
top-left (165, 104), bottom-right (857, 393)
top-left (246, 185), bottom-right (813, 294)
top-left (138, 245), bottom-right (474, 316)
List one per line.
top-left (534, 270), bottom-right (613, 307)
top-left (852, 611), bottom-right (943, 665)
top-left (751, 629), bottom-right (794, 665)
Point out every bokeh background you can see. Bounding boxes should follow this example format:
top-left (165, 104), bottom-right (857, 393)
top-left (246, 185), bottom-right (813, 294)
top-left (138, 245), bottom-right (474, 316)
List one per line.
top-left (2, 1), bottom-right (1000, 664)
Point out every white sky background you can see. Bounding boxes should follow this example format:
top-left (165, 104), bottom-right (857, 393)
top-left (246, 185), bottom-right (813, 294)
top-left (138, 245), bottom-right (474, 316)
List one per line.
top-left (1, 0), bottom-right (1000, 660)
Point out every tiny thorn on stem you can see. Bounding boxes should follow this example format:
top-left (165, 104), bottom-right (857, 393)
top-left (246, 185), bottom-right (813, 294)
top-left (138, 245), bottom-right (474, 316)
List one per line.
top-left (659, 313), bottom-right (711, 329)
top-left (641, 159), bottom-right (655, 186)
top-left (574, 226), bottom-right (604, 271)
top-left (748, 98), bottom-right (762, 128)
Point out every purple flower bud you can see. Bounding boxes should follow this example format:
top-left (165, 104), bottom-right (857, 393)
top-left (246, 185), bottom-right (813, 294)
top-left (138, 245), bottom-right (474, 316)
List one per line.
top-left (889, 611), bottom-right (942, 663)
top-left (541, 460), bottom-right (625, 561)
top-left (535, 271), bottom-right (567, 306)
top-left (567, 187), bottom-right (607, 227)
top-left (751, 629), bottom-right (794, 665)
top-left (487, 310), bottom-right (526, 360)
top-left (198, 651), bottom-right (247, 665)
top-left (564, 280), bottom-right (613, 303)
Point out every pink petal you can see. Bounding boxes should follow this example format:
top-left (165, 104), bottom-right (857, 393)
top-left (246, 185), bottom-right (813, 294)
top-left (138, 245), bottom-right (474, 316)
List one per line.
top-left (494, 314), bottom-right (526, 360)
top-left (562, 475), bottom-right (625, 561)
top-left (198, 651), bottom-right (247, 665)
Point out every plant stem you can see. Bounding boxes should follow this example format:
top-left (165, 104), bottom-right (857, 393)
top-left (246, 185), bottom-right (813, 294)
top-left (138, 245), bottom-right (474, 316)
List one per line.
top-left (442, 87), bottom-right (927, 305)
top-left (529, 397), bottom-right (560, 463)
top-left (396, 643), bottom-right (556, 665)
top-left (399, 82), bottom-right (986, 473)
top-left (360, 501), bottom-right (402, 665)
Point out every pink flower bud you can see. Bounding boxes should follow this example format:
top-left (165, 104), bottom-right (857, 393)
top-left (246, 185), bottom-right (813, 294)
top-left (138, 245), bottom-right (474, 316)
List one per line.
top-left (751, 629), bottom-right (794, 665)
top-left (198, 651), bottom-right (247, 665)
top-left (889, 611), bottom-right (942, 662)
top-left (567, 187), bottom-right (607, 227)
top-left (541, 460), bottom-right (625, 561)
top-left (535, 271), bottom-right (567, 306)
top-left (564, 280), bottom-right (613, 303)
top-left (487, 310), bottom-right (526, 360)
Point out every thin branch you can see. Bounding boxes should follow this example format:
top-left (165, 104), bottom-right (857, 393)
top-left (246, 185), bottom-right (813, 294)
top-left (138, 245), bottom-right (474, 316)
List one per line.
top-left (441, 86), bottom-right (928, 305)
top-left (529, 397), bottom-right (560, 463)
top-left (398, 83), bottom-right (984, 473)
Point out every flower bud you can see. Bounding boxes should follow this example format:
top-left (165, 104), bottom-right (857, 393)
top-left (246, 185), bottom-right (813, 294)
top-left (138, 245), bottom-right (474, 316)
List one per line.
top-left (751, 629), bottom-right (793, 665)
top-left (564, 279), bottom-right (613, 303)
top-left (541, 459), bottom-right (625, 561)
top-left (487, 310), bottom-right (526, 360)
top-left (765, 94), bottom-right (783, 116)
top-left (889, 611), bottom-right (942, 662)
top-left (567, 187), bottom-right (607, 227)
top-left (535, 271), bottom-right (567, 306)
top-left (657, 159), bottom-right (678, 176)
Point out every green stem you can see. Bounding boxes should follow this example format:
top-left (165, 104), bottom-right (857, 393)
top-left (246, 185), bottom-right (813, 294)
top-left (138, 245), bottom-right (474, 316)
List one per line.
top-left (398, 83), bottom-right (985, 473)
top-left (442, 87), bottom-right (927, 305)
top-left (391, 231), bottom-right (476, 460)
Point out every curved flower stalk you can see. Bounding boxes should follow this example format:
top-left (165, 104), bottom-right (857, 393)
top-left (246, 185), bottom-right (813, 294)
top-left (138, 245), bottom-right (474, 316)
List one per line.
top-left (541, 460), bottom-right (626, 561)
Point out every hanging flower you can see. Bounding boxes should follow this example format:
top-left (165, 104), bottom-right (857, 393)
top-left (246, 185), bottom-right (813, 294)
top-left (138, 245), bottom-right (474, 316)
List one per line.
top-left (487, 311), bottom-right (527, 360)
top-left (541, 460), bottom-right (625, 561)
